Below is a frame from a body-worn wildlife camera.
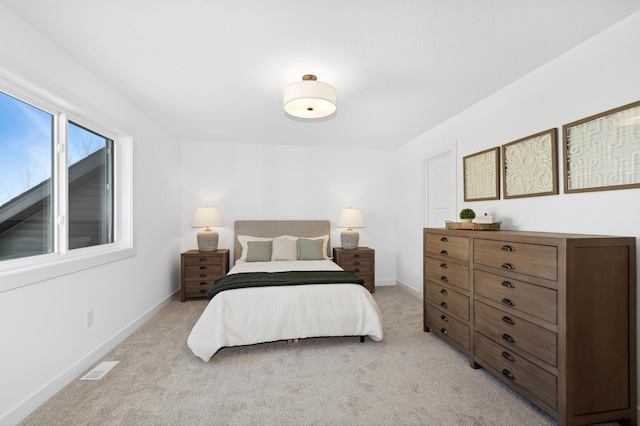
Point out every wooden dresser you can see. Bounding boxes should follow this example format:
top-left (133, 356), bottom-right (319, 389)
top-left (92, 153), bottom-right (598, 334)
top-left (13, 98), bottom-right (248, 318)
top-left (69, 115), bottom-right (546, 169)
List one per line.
top-left (333, 247), bottom-right (375, 293)
top-left (180, 249), bottom-right (229, 301)
top-left (423, 228), bottom-right (636, 425)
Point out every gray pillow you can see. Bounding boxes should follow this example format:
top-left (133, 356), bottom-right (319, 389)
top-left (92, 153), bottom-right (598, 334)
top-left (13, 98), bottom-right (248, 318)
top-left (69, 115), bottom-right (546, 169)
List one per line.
top-left (298, 238), bottom-right (324, 260)
top-left (246, 240), bottom-right (272, 262)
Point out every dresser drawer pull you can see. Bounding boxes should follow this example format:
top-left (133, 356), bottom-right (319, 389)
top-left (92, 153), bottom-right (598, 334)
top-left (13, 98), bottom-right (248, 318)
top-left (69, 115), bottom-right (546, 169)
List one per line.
top-left (199, 258), bottom-right (207, 262)
top-left (501, 298), bottom-right (515, 307)
top-left (440, 263), bottom-right (448, 269)
top-left (440, 314), bottom-right (448, 322)
top-left (440, 276), bottom-right (448, 282)
top-left (199, 282), bottom-right (208, 286)
top-left (199, 273), bottom-right (208, 278)
top-left (501, 351), bottom-right (515, 362)
top-left (440, 250), bottom-right (448, 256)
top-left (502, 333), bottom-right (516, 344)
top-left (501, 263), bottom-right (515, 270)
top-left (440, 288), bottom-right (448, 295)
top-left (501, 280), bottom-right (515, 288)
top-left (440, 328), bottom-right (449, 335)
top-left (199, 266), bottom-right (207, 270)
top-left (502, 369), bottom-right (516, 381)
top-left (501, 245), bottom-right (515, 252)
top-left (501, 316), bottom-right (515, 325)
top-left (352, 261), bottom-right (360, 265)
top-left (199, 289), bottom-right (207, 294)
top-left (440, 301), bottom-right (448, 309)
top-left (440, 237), bottom-right (448, 242)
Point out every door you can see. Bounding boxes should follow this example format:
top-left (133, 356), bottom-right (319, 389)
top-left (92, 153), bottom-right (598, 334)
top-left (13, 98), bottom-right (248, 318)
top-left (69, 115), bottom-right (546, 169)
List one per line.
top-left (424, 144), bottom-right (456, 228)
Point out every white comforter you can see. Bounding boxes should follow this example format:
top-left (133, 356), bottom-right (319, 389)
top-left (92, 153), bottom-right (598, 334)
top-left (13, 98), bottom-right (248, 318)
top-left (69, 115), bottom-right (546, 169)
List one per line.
top-left (187, 260), bottom-right (384, 362)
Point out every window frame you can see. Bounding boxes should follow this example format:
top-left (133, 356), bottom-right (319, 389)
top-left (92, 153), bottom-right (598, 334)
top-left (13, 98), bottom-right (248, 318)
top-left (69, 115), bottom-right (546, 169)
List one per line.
top-left (0, 71), bottom-right (134, 293)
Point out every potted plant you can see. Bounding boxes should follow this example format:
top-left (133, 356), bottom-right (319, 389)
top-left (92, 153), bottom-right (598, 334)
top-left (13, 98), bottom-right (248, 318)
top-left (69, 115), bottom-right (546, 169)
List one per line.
top-left (459, 208), bottom-right (476, 223)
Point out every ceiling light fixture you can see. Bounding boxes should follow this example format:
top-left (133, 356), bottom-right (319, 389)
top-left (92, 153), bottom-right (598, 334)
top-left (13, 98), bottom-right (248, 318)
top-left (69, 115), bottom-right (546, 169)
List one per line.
top-left (283, 74), bottom-right (336, 119)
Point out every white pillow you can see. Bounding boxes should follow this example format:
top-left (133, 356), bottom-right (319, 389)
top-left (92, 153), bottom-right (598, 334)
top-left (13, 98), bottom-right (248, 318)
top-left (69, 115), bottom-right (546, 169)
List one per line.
top-left (272, 237), bottom-right (298, 261)
top-left (237, 235), bottom-right (273, 261)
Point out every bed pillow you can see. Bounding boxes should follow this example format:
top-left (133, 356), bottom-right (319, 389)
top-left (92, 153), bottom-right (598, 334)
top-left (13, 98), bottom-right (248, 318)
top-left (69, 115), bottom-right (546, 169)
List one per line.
top-left (305, 234), bottom-right (330, 259)
top-left (272, 237), bottom-right (298, 261)
top-left (237, 235), bottom-right (273, 261)
top-left (298, 238), bottom-right (325, 260)
top-left (246, 240), bottom-right (273, 262)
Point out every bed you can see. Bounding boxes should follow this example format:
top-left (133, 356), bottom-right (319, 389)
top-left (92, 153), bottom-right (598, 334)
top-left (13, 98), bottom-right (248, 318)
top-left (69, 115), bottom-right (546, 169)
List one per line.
top-left (187, 220), bottom-right (384, 362)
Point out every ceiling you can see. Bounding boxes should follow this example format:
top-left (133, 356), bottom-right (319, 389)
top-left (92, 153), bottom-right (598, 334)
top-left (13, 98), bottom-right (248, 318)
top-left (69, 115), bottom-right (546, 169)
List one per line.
top-left (4, 1), bottom-right (640, 149)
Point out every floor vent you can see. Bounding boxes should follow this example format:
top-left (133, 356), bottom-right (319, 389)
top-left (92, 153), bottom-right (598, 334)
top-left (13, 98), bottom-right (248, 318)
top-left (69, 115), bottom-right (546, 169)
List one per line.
top-left (80, 361), bottom-right (119, 381)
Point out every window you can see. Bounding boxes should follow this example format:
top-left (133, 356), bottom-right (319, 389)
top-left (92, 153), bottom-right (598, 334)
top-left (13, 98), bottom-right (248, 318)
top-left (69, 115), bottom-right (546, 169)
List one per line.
top-left (0, 78), bottom-right (133, 290)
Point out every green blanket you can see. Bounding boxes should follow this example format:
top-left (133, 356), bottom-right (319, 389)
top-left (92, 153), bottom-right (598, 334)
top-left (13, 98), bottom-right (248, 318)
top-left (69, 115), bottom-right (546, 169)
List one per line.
top-left (208, 270), bottom-right (364, 300)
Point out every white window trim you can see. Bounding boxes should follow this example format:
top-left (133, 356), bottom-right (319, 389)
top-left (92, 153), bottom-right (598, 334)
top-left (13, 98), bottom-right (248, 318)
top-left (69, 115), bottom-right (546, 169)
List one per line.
top-left (0, 68), bottom-right (135, 293)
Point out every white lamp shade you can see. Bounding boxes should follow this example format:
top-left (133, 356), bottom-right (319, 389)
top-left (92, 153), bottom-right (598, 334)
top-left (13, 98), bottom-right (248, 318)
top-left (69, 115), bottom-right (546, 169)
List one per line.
top-left (283, 75), bottom-right (337, 119)
top-left (337, 208), bottom-right (365, 229)
top-left (191, 207), bottom-right (224, 228)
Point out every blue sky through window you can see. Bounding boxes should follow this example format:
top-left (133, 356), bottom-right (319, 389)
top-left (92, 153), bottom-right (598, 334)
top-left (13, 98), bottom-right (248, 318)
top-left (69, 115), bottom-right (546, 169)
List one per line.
top-left (0, 91), bottom-right (105, 205)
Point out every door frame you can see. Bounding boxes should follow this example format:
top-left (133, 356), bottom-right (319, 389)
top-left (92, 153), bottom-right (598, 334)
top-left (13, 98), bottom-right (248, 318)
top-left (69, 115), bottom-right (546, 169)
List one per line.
top-left (423, 141), bottom-right (458, 228)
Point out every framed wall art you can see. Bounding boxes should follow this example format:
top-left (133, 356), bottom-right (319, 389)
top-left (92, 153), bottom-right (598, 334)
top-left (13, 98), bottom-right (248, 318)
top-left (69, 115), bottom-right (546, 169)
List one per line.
top-left (502, 128), bottom-right (558, 199)
top-left (463, 147), bottom-right (500, 201)
top-left (563, 100), bottom-right (640, 193)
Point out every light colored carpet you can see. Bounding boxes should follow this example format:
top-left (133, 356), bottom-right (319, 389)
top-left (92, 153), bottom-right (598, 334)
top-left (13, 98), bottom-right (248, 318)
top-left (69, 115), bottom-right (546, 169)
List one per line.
top-left (23, 286), bottom-right (557, 425)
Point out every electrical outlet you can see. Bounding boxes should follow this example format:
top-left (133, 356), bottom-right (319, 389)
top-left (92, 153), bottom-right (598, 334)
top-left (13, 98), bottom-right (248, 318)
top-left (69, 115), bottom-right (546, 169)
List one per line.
top-left (86, 311), bottom-right (94, 328)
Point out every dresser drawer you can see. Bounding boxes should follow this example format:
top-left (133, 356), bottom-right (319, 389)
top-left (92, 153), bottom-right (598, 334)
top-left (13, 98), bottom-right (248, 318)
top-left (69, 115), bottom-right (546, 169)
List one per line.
top-left (474, 270), bottom-right (557, 324)
top-left (474, 239), bottom-right (557, 281)
top-left (426, 304), bottom-right (470, 352)
top-left (475, 332), bottom-right (557, 410)
top-left (474, 301), bottom-right (557, 367)
top-left (183, 255), bottom-right (223, 266)
top-left (337, 259), bottom-right (373, 273)
top-left (184, 264), bottom-right (223, 280)
top-left (424, 256), bottom-right (469, 291)
top-left (184, 280), bottom-right (214, 298)
top-left (425, 233), bottom-right (469, 262)
top-left (425, 281), bottom-right (469, 321)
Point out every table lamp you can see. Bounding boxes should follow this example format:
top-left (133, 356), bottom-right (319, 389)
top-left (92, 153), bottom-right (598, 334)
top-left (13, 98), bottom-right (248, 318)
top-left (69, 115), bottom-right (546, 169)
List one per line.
top-left (191, 207), bottom-right (223, 251)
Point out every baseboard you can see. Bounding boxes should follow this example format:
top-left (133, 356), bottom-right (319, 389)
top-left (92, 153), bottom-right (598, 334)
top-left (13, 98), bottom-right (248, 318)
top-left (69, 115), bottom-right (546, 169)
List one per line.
top-left (3, 289), bottom-right (179, 426)
top-left (395, 280), bottom-right (421, 299)
top-left (374, 279), bottom-right (396, 287)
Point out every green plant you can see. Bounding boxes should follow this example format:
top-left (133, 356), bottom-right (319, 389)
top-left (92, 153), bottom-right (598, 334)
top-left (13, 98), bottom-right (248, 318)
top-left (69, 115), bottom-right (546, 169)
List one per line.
top-left (459, 208), bottom-right (476, 220)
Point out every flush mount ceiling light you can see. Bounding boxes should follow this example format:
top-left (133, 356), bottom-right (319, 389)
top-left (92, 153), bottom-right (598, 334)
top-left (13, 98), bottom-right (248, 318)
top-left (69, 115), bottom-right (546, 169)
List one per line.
top-left (283, 74), bottom-right (337, 119)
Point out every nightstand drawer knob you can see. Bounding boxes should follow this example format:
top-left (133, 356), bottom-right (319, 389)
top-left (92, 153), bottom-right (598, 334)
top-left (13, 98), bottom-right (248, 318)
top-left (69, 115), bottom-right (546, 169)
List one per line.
top-left (353, 269), bottom-right (360, 273)
top-left (501, 245), bottom-right (515, 252)
top-left (199, 289), bottom-right (207, 294)
top-left (440, 237), bottom-right (448, 242)
top-left (502, 333), bottom-right (516, 344)
top-left (501, 315), bottom-right (515, 325)
top-left (352, 254), bottom-right (360, 258)
top-left (440, 301), bottom-right (448, 309)
top-left (440, 263), bottom-right (448, 269)
top-left (199, 258), bottom-right (207, 262)
top-left (200, 273), bottom-right (208, 278)
top-left (440, 276), bottom-right (448, 282)
top-left (502, 298), bottom-right (515, 307)
top-left (440, 327), bottom-right (448, 335)
top-left (441, 314), bottom-right (448, 322)
top-left (199, 282), bottom-right (207, 286)
top-left (501, 263), bottom-right (515, 270)
top-left (502, 351), bottom-right (515, 362)
top-left (352, 261), bottom-right (360, 265)
top-left (502, 369), bottom-right (516, 381)
top-left (199, 266), bottom-right (207, 270)
top-left (440, 250), bottom-right (448, 256)
top-left (440, 288), bottom-right (448, 295)
top-left (501, 281), bottom-right (515, 288)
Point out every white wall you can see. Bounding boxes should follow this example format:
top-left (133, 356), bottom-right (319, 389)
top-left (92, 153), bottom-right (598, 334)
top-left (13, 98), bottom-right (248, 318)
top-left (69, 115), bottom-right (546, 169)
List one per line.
top-left (179, 142), bottom-right (397, 286)
top-left (395, 10), bottom-right (640, 294)
top-left (0, 5), bottom-right (181, 425)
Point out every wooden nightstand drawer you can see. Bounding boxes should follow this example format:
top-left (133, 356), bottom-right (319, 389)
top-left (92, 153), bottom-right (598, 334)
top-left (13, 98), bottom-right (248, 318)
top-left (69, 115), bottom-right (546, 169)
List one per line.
top-left (184, 264), bottom-right (223, 280)
top-left (333, 247), bottom-right (375, 293)
top-left (181, 249), bottom-right (229, 301)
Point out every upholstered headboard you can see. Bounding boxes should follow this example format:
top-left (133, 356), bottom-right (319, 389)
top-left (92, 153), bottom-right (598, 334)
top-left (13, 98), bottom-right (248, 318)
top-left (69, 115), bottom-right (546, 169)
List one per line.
top-left (233, 220), bottom-right (331, 263)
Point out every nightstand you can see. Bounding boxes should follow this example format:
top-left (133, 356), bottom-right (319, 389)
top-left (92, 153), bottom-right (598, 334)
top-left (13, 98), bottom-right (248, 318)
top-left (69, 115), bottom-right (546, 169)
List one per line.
top-left (333, 247), bottom-right (375, 293)
top-left (180, 249), bottom-right (229, 301)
